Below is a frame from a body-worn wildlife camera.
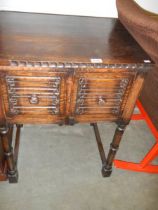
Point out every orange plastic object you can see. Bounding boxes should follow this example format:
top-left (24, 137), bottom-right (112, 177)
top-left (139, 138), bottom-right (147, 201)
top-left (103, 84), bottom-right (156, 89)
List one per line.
top-left (114, 100), bottom-right (158, 173)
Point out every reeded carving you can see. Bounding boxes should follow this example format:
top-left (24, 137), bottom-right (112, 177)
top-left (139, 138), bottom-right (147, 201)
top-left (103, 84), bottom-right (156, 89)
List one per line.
top-left (76, 78), bottom-right (87, 114)
top-left (5, 76), bottom-right (61, 115)
top-left (6, 76), bottom-right (19, 115)
top-left (111, 78), bottom-right (129, 114)
top-left (76, 77), bottom-right (129, 115)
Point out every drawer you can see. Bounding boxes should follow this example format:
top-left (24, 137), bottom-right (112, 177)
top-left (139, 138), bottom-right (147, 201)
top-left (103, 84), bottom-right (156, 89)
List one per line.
top-left (1, 75), bottom-right (65, 116)
top-left (73, 73), bottom-right (133, 117)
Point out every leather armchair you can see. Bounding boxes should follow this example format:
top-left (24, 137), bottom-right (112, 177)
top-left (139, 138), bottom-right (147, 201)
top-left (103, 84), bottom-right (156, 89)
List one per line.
top-left (116, 0), bottom-right (158, 129)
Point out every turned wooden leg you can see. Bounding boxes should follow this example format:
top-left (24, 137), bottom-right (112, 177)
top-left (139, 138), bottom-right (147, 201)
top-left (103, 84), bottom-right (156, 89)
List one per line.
top-left (0, 124), bottom-right (18, 183)
top-left (91, 123), bottom-right (107, 175)
top-left (8, 124), bottom-right (14, 145)
top-left (102, 123), bottom-right (127, 177)
top-left (14, 124), bottom-right (23, 166)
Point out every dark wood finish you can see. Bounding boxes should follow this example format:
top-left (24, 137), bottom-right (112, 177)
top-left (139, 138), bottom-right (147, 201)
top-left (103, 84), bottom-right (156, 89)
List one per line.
top-left (0, 125), bottom-right (18, 183)
top-left (14, 124), bottom-right (23, 166)
top-left (104, 123), bottom-right (126, 177)
top-left (0, 136), bottom-right (7, 181)
top-left (91, 123), bottom-right (106, 175)
top-left (0, 123), bottom-right (22, 183)
top-left (0, 12), bottom-right (154, 182)
top-left (0, 11), bottom-right (152, 65)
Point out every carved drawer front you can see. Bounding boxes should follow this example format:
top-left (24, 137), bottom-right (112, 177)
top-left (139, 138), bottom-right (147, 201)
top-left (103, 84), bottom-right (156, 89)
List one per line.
top-left (73, 72), bottom-right (133, 120)
top-left (3, 75), bottom-right (64, 116)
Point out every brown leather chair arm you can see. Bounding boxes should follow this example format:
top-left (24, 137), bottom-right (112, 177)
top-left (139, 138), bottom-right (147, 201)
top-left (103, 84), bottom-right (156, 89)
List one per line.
top-left (116, 0), bottom-right (158, 63)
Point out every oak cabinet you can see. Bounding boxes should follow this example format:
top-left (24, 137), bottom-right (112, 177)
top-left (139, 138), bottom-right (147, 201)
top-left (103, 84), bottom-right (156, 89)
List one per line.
top-left (0, 67), bottom-right (138, 124)
top-left (0, 12), bottom-right (154, 182)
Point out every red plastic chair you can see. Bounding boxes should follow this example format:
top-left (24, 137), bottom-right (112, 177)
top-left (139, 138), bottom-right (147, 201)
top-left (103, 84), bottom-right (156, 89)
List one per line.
top-left (114, 100), bottom-right (158, 173)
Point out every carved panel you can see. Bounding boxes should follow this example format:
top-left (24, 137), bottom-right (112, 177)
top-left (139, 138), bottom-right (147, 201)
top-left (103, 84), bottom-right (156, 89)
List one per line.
top-left (75, 77), bottom-right (130, 116)
top-left (76, 78), bottom-right (88, 115)
top-left (5, 76), bottom-right (61, 115)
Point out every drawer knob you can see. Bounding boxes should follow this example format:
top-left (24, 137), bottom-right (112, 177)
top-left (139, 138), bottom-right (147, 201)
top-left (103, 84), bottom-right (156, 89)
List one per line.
top-left (98, 96), bottom-right (106, 106)
top-left (29, 94), bottom-right (39, 104)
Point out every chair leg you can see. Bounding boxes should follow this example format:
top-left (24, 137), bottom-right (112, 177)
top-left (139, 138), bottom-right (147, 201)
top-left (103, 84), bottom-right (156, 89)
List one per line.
top-left (103, 123), bottom-right (126, 177)
top-left (0, 124), bottom-right (18, 183)
top-left (114, 100), bottom-right (158, 174)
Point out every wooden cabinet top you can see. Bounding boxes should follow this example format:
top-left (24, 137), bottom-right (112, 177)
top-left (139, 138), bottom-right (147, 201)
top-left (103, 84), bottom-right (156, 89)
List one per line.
top-left (0, 11), bottom-right (152, 66)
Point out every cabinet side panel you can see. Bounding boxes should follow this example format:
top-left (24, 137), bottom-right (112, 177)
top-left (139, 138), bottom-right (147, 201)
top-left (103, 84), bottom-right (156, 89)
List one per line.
top-left (122, 72), bottom-right (146, 122)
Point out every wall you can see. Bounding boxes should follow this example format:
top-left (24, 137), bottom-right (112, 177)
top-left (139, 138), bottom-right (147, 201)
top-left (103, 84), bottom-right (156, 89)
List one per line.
top-left (0, 0), bottom-right (118, 17)
top-left (0, 0), bottom-right (158, 17)
top-left (136, 0), bottom-right (158, 14)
